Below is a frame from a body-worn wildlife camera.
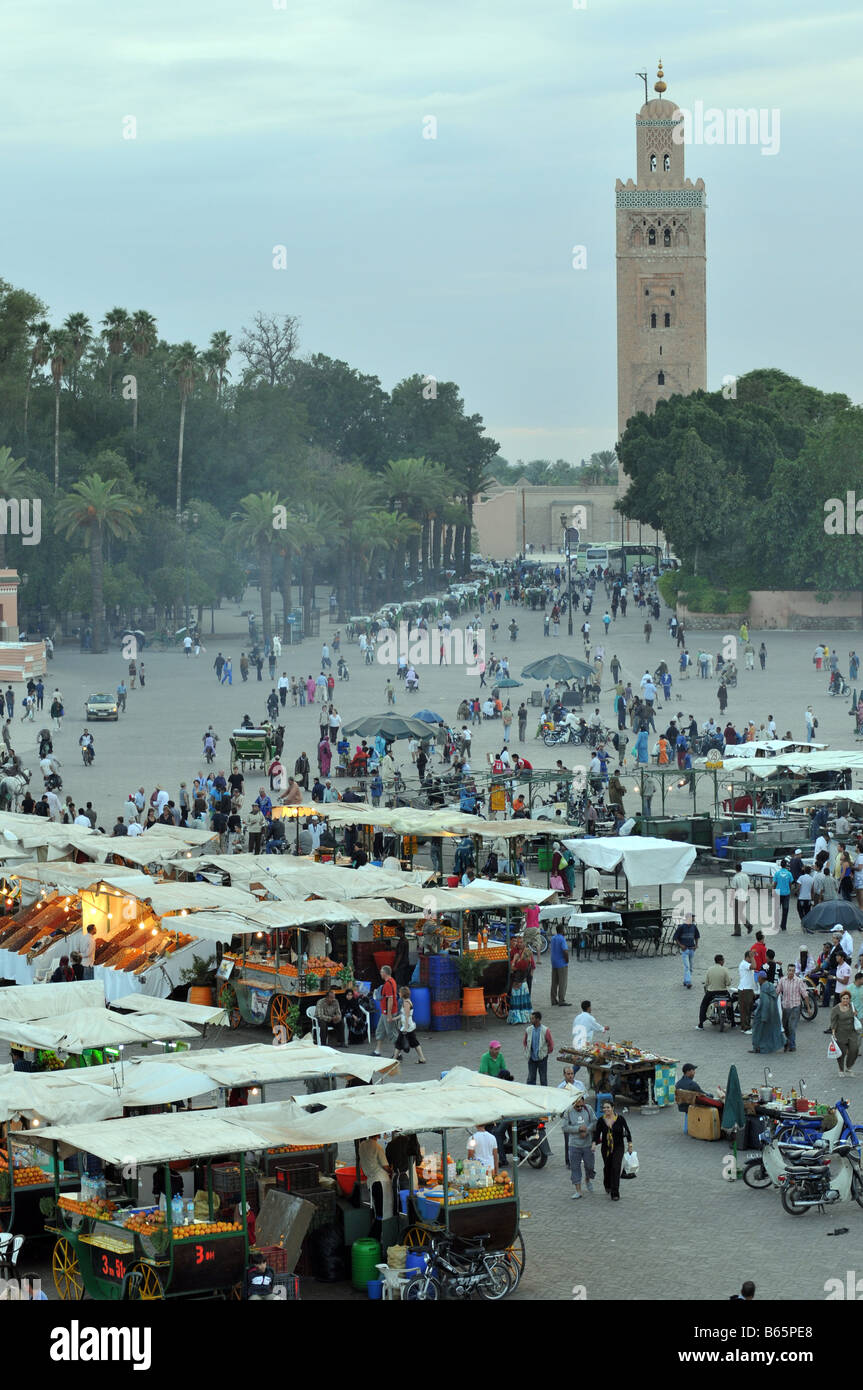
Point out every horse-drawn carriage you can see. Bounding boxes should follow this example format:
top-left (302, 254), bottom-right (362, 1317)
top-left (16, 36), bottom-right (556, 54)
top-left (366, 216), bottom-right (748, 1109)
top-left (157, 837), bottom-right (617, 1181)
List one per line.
top-left (228, 726), bottom-right (275, 773)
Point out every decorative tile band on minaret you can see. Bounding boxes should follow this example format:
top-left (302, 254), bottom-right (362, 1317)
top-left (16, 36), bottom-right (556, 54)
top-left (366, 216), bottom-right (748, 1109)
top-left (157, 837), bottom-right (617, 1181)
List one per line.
top-left (616, 61), bottom-right (707, 446)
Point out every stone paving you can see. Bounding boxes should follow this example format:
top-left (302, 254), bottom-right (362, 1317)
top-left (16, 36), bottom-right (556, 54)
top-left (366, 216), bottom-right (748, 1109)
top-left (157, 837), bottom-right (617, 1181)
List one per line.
top-left (8, 585), bottom-right (863, 1301)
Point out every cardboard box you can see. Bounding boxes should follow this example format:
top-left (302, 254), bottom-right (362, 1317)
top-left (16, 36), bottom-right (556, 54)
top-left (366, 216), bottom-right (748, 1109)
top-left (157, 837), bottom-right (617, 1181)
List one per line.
top-left (688, 1104), bottom-right (721, 1141)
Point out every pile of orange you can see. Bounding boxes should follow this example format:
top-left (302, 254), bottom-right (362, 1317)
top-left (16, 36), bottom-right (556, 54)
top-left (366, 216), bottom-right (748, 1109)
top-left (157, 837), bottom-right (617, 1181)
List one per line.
top-left (267, 1144), bottom-right (319, 1154)
top-left (448, 1184), bottom-right (513, 1205)
top-left (469, 947), bottom-right (506, 961)
top-left (8, 1165), bottom-right (47, 1186)
top-left (125, 1213), bottom-right (164, 1236)
top-left (174, 1221), bottom-right (242, 1240)
top-left (59, 1195), bottom-right (117, 1219)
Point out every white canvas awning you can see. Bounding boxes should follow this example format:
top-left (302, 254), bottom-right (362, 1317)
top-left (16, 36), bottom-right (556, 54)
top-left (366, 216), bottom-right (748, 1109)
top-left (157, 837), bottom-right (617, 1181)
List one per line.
top-left (0, 979), bottom-right (105, 1021)
top-left (111, 994), bottom-right (228, 1026)
top-left (139, 1040), bottom-right (400, 1087)
top-left (0, 1007), bottom-right (199, 1052)
top-left (20, 1069), bottom-right (573, 1163)
top-left (562, 835), bottom-right (696, 888)
top-left (786, 790), bottom-right (863, 808)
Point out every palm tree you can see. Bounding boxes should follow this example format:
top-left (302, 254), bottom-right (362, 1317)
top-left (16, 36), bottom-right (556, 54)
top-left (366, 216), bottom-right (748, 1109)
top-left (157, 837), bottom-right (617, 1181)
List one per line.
top-left (381, 458), bottom-right (432, 583)
top-left (62, 312), bottom-right (93, 396)
top-left (100, 307), bottom-right (129, 395)
top-left (127, 311), bottom-right (158, 437)
top-left (207, 331), bottom-right (232, 399)
top-left (454, 457), bottom-right (497, 576)
top-left (23, 319), bottom-right (50, 440)
top-left (54, 475), bottom-right (140, 653)
top-left (328, 465), bottom-right (382, 620)
top-left (0, 449), bottom-right (30, 568)
top-left (49, 329), bottom-right (74, 490)
top-left (228, 491), bottom-right (285, 646)
top-left (288, 502), bottom-right (338, 628)
top-left (170, 342), bottom-right (199, 518)
top-left (357, 509), bottom-right (418, 610)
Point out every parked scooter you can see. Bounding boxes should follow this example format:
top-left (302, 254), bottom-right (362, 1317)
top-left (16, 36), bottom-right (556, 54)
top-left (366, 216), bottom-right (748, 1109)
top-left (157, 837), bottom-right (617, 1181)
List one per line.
top-left (743, 1107), bottom-right (846, 1189)
top-left (779, 1140), bottom-right (863, 1215)
top-left (705, 990), bottom-right (738, 1032)
top-left (497, 1117), bottom-right (551, 1170)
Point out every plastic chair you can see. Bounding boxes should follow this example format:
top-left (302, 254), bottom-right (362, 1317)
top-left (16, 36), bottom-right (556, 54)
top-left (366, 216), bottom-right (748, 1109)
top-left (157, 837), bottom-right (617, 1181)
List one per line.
top-left (305, 1005), bottom-right (322, 1045)
top-left (376, 1263), bottom-right (414, 1300)
top-left (0, 1233), bottom-right (23, 1280)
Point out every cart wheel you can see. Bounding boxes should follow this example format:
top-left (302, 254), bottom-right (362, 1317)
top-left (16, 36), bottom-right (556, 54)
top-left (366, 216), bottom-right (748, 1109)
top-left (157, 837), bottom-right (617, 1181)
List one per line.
top-left (268, 994), bottom-right (291, 1033)
top-left (403, 1224), bottom-right (432, 1248)
top-left (502, 1231), bottom-right (526, 1289)
top-left (127, 1262), bottom-right (165, 1300)
top-left (52, 1237), bottom-right (84, 1300)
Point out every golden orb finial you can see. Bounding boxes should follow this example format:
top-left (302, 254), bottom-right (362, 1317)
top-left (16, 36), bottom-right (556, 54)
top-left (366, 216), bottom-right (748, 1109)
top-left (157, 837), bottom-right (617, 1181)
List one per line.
top-left (654, 59), bottom-right (667, 95)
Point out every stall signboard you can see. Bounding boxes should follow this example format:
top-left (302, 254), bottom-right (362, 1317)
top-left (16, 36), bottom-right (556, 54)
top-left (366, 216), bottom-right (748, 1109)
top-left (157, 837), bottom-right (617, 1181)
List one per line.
top-left (248, 988), bottom-right (269, 1022)
top-left (215, 957), bottom-right (235, 982)
top-left (170, 1234), bottom-right (247, 1294)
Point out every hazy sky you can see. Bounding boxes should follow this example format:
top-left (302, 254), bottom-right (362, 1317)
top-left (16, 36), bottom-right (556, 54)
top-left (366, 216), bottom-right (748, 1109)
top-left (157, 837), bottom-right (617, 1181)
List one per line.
top-left (4, 0), bottom-right (861, 464)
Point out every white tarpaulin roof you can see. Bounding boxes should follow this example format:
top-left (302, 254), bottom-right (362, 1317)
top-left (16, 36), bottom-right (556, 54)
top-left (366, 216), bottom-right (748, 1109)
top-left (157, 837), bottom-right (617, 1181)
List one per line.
top-left (382, 881), bottom-right (555, 913)
top-left (0, 979), bottom-right (105, 1021)
top-left (787, 790), bottom-right (863, 807)
top-left (0, 813), bottom-right (217, 863)
top-left (0, 1043), bottom-right (397, 1124)
top-left (111, 994), bottom-right (228, 1026)
top-left (717, 751), bottom-right (863, 781)
top-left (702, 740), bottom-right (827, 761)
top-left (0, 1007), bottom-right (200, 1051)
top-left (562, 835), bottom-right (697, 887)
top-left (140, 1040), bottom-right (399, 1087)
top-left (15, 864), bottom-right (154, 896)
top-left (273, 802), bottom-right (580, 840)
top-left (21, 1069), bottom-right (572, 1162)
top-left (189, 857), bottom-right (434, 899)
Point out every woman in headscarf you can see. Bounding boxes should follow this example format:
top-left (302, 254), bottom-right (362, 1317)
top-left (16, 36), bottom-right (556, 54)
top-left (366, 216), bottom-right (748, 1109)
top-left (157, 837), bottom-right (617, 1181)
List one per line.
top-left (50, 954), bottom-right (74, 983)
top-left (634, 728), bottom-right (649, 765)
top-left (749, 952), bottom-right (784, 1053)
top-left (507, 936), bottom-right (533, 1025)
top-left (317, 736), bottom-right (332, 778)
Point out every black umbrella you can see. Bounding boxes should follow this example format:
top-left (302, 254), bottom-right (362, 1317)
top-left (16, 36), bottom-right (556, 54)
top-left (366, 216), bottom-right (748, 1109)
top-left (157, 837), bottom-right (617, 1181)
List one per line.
top-left (341, 713), bottom-right (437, 741)
top-left (802, 901), bottom-right (863, 933)
top-left (520, 654), bottom-right (594, 682)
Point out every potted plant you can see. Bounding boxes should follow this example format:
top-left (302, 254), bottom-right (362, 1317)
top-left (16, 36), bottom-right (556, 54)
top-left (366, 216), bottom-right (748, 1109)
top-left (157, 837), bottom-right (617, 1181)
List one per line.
top-left (179, 953), bottom-right (217, 1006)
top-left (458, 952), bottom-right (487, 1019)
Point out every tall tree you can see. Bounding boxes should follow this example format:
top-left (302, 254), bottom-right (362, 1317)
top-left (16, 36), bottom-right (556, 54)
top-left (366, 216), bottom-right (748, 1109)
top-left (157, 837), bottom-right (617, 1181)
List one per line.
top-left (238, 312), bottom-right (299, 387)
top-left (100, 307), bottom-right (129, 396)
top-left (0, 448), bottom-right (31, 568)
top-left (170, 342), bottom-right (199, 518)
top-left (229, 491), bottom-right (285, 645)
top-left (49, 329), bottom-right (74, 490)
top-left (62, 312), bottom-right (93, 396)
top-left (127, 310), bottom-right (158, 438)
top-left (22, 318), bottom-right (50, 440)
top-left (54, 474), bottom-right (140, 653)
top-left (206, 330), bottom-right (232, 399)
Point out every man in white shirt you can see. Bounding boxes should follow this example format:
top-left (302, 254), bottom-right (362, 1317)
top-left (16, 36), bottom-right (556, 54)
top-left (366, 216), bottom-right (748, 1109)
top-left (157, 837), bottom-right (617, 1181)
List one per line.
top-left (155, 787), bottom-right (169, 817)
top-left (122, 796), bottom-right (138, 825)
top-left (796, 870), bottom-right (814, 923)
top-left (835, 815), bottom-right (851, 839)
top-left (766, 716), bottom-right (777, 738)
top-left (73, 808), bottom-right (90, 828)
top-left (80, 924), bottom-right (97, 980)
top-left (127, 820), bottom-right (143, 837)
top-left (833, 927), bottom-right (854, 961)
top-left (322, 783), bottom-right (339, 803)
top-left (729, 862), bottom-right (751, 937)
top-left (468, 1124), bottom-right (498, 1176)
top-left (572, 1001), bottom-right (609, 1048)
top-left (583, 866), bottom-right (601, 900)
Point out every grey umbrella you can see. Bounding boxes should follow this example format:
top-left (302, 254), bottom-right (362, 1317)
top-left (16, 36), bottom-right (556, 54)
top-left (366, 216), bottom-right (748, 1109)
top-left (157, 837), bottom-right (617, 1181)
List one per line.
top-left (341, 712), bottom-right (437, 742)
top-left (520, 654), bottom-right (595, 682)
top-left (493, 677), bottom-right (523, 689)
top-left (802, 901), bottom-right (863, 934)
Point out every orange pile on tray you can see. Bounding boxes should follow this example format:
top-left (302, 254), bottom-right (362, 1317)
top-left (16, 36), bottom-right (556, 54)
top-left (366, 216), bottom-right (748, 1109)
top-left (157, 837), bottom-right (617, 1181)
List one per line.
top-left (7, 1165), bottom-right (47, 1186)
top-left (469, 947), bottom-right (507, 961)
top-left (59, 1195), bottom-right (117, 1219)
top-left (305, 957), bottom-right (340, 974)
top-left (174, 1221), bottom-right (242, 1240)
top-left (267, 1144), bottom-right (320, 1155)
top-left (447, 1178), bottom-right (513, 1206)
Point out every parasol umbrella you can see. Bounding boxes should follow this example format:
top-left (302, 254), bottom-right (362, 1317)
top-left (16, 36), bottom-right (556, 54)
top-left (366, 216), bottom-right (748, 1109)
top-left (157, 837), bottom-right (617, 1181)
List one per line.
top-left (802, 901), bottom-right (863, 934)
top-left (493, 678), bottom-right (523, 689)
top-left (341, 713), bottom-right (438, 742)
top-left (721, 1063), bottom-right (746, 1176)
top-left (415, 710), bottom-right (445, 724)
top-left (520, 654), bottom-right (594, 682)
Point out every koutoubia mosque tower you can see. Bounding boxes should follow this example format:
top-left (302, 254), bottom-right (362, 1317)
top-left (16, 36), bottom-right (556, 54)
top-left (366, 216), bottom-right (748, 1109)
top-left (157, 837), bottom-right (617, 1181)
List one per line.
top-left (616, 62), bottom-right (707, 443)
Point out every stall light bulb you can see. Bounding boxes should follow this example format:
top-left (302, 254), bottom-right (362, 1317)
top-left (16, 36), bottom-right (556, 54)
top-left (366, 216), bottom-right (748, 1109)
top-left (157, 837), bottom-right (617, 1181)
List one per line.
top-left (256, 931), bottom-right (263, 938)
top-left (251, 1087), bottom-right (259, 1097)
top-left (31, 1118), bottom-right (39, 1127)
top-left (151, 928), bottom-right (158, 936)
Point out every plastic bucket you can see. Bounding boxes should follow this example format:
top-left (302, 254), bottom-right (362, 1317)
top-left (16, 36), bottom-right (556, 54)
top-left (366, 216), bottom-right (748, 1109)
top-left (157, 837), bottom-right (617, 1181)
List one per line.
top-left (352, 1237), bottom-right (382, 1291)
top-left (367, 1279), bottom-right (383, 1300)
top-left (335, 1166), bottom-right (363, 1197)
top-left (406, 1252), bottom-right (428, 1275)
top-left (411, 986), bottom-right (431, 1029)
top-left (461, 986), bottom-right (485, 1017)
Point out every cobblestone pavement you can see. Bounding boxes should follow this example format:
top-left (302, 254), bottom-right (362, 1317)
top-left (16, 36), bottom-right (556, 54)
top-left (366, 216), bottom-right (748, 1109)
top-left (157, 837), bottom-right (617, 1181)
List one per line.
top-left (9, 588), bottom-right (863, 1301)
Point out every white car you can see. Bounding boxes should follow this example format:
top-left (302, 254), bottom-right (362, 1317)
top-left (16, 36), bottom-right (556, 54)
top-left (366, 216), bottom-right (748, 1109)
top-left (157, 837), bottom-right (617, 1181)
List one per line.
top-left (84, 692), bottom-right (118, 721)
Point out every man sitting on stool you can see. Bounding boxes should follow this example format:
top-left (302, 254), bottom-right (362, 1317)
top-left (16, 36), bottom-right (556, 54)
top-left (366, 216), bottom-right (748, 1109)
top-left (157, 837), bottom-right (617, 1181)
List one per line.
top-left (315, 989), bottom-right (343, 1046)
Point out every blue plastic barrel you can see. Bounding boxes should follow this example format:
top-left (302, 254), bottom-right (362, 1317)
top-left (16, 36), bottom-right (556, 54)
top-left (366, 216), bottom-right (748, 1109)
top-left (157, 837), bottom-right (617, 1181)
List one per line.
top-left (714, 836), bottom-right (729, 858)
top-left (367, 1279), bottom-right (383, 1300)
top-left (411, 986), bottom-right (431, 1029)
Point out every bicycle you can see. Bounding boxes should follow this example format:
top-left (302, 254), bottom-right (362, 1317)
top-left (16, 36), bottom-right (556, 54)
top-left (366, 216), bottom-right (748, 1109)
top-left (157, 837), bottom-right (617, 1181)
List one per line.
top-left (403, 1231), bottom-right (514, 1301)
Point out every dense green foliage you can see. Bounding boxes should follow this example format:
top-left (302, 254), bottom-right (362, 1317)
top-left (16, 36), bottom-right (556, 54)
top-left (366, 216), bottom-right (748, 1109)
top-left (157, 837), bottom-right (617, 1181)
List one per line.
top-left (617, 368), bottom-right (859, 598)
top-left (0, 285), bottom-right (503, 647)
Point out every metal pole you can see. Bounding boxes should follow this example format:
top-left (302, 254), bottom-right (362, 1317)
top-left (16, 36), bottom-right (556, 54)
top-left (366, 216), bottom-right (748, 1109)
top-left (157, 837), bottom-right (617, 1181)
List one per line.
top-left (567, 536), bottom-right (574, 637)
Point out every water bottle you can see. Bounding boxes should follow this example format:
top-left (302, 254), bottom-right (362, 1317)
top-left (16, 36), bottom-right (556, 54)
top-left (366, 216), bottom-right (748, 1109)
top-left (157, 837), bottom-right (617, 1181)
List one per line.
top-left (171, 1193), bottom-right (184, 1227)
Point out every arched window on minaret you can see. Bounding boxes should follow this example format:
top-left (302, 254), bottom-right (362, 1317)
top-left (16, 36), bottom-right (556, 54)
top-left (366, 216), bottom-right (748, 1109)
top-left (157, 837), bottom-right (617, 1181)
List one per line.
top-left (657, 372), bottom-right (665, 385)
top-left (663, 228), bottom-right (672, 246)
top-left (650, 312), bottom-right (657, 328)
top-left (648, 228), bottom-right (656, 246)
top-left (649, 154), bottom-right (657, 171)
top-left (663, 153), bottom-right (670, 171)
top-left (664, 312), bottom-right (671, 327)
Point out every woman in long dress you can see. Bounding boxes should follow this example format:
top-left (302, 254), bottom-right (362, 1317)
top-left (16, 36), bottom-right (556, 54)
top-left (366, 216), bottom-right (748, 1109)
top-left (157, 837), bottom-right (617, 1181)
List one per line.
top-left (507, 936), bottom-right (533, 1025)
top-left (750, 962), bottom-right (784, 1053)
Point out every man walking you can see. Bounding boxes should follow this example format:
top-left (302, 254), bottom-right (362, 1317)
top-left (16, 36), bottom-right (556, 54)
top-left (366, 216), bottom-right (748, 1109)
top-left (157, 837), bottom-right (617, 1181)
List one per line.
top-left (729, 862), bottom-right (752, 936)
top-left (517, 702), bottom-right (527, 742)
top-left (523, 1011), bottom-right (553, 1085)
top-left (673, 912), bottom-right (700, 989)
top-left (213, 652), bottom-right (225, 683)
top-left (563, 1092), bottom-right (596, 1199)
top-left (773, 858), bottom-right (793, 931)
top-left (777, 963), bottom-right (810, 1053)
top-left (372, 964), bottom-right (399, 1057)
top-left (550, 924), bottom-right (570, 1006)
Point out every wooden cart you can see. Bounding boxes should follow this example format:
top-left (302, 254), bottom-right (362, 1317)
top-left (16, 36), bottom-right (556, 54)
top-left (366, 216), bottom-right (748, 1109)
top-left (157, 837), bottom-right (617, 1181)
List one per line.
top-left (229, 727), bottom-right (275, 773)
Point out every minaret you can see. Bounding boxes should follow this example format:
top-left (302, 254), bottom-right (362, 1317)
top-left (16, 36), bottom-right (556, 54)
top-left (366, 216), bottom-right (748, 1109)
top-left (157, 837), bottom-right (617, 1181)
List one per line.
top-left (615, 62), bottom-right (707, 445)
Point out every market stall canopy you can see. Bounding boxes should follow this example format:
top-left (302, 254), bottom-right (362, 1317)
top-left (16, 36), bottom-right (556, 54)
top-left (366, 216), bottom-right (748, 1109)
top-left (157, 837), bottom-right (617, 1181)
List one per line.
top-left (0, 1007), bottom-right (200, 1052)
top-left (111, 994), bottom-right (228, 1026)
top-left (786, 790), bottom-right (863, 807)
top-left (382, 881), bottom-right (556, 913)
top-left (0, 979), bottom-right (105, 1020)
top-left (21, 1069), bottom-right (573, 1163)
top-left (520, 654), bottom-right (594, 682)
top-left (561, 835), bottom-right (696, 888)
top-left (703, 740), bottom-right (827, 761)
top-left (170, 897), bottom-right (389, 942)
top-left (0, 813), bottom-right (217, 864)
top-left (185, 856), bottom-right (434, 899)
top-left (714, 751), bottom-right (863, 781)
top-left (342, 713), bottom-right (438, 741)
top-left (0, 1044), bottom-right (398, 1124)
top-left (141, 1040), bottom-right (399, 1087)
top-left (273, 802), bottom-right (581, 840)
top-left (15, 863), bottom-right (153, 898)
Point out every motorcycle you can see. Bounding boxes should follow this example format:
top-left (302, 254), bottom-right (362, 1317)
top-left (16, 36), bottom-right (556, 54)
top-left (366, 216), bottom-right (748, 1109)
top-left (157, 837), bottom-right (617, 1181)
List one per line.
top-left (404, 1232), bottom-right (513, 1301)
top-left (204, 743), bottom-right (216, 765)
top-left (779, 1139), bottom-right (863, 1215)
top-left (497, 1117), bottom-right (551, 1169)
top-left (81, 743), bottom-right (94, 767)
top-left (742, 1106), bottom-right (846, 1189)
top-left (705, 989), bottom-right (738, 1032)
top-left (541, 724), bottom-right (582, 748)
top-left (337, 658), bottom-right (350, 681)
top-left (829, 673), bottom-right (850, 697)
top-left (44, 771), bottom-right (62, 793)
